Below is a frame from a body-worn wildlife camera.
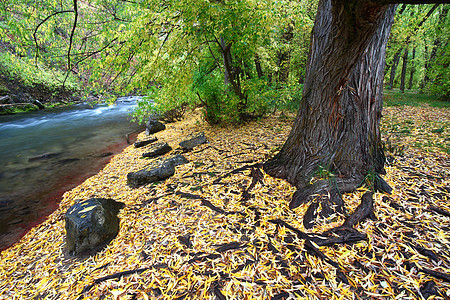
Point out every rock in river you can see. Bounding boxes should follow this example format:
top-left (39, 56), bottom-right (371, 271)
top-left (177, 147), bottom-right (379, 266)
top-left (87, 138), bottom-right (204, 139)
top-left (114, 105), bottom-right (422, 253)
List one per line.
top-left (65, 198), bottom-right (125, 256)
top-left (127, 154), bottom-right (188, 188)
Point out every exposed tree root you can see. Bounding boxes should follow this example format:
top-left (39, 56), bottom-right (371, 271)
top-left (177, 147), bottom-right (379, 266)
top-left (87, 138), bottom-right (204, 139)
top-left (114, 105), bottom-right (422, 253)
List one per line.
top-left (213, 163), bottom-right (262, 184)
top-left (303, 187), bottom-right (344, 229)
top-left (78, 264), bottom-right (167, 297)
top-left (420, 268), bottom-right (450, 283)
top-left (428, 206), bottom-right (450, 218)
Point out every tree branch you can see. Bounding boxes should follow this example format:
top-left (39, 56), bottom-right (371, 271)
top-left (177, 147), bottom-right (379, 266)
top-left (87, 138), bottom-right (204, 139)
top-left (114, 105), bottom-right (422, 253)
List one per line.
top-left (63, 0), bottom-right (79, 87)
top-left (33, 10), bottom-right (74, 64)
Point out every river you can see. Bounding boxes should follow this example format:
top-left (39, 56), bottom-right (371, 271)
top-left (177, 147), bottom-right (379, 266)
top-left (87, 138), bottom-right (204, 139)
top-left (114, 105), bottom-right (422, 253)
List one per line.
top-left (0, 96), bottom-right (143, 250)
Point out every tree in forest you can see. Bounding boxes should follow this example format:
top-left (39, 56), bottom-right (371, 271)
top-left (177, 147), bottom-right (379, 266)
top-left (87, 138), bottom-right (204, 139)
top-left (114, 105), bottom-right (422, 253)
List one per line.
top-left (385, 3), bottom-right (449, 95)
top-left (264, 0), bottom-right (447, 229)
top-left (422, 5), bottom-right (449, 99)
top-left (119, 0), bottom-right (316, 124)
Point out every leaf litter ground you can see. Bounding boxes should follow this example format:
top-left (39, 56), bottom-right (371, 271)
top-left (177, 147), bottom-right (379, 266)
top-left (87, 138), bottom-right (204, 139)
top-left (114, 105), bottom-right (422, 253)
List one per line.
top-left (0, 106), bottom-right (449, 299)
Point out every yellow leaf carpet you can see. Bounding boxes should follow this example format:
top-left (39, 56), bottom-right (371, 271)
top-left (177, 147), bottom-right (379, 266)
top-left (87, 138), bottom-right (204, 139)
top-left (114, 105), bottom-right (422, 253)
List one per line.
top-left (0, 106), bottom-right (449, 299)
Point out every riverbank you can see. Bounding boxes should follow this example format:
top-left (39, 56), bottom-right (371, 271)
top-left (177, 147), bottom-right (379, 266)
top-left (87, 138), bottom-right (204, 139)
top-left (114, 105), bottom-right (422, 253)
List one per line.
top-left (0, 107), bottom-right (449, 299)
top-left (0, 99), bottom-right (142, 250)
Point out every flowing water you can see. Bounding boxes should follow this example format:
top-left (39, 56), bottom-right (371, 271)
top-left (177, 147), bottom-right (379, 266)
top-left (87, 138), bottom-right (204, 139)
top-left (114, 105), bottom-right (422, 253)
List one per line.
top-left (0, 96), bottom-right (143, 250)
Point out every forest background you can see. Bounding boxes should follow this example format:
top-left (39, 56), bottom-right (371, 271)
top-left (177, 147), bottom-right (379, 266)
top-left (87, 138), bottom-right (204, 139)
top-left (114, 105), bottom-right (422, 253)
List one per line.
top-left (0, 1), bottom-right (448, 119)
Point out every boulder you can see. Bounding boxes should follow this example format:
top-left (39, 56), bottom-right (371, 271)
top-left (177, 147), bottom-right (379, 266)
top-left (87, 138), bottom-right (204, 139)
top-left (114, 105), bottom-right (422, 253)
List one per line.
top-left (145, 119), bottom-right (166, 135)
top-left (142, 142), bottom-right (172, 158)
top-left (134, 136), bottom-right (158, 148)
top-left (127, 154), bottom-right (188, 188)
top-left (179, 132), bottom-right (207, 151)
top-left (65, 198), bottom-right (125, 255)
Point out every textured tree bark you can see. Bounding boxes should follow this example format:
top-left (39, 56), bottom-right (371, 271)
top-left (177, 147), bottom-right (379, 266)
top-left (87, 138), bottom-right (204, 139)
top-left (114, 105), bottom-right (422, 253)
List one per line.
top-left (400, 48), bottom-right (409, 93)
top-left (264, 0), bottom-right (397, 209)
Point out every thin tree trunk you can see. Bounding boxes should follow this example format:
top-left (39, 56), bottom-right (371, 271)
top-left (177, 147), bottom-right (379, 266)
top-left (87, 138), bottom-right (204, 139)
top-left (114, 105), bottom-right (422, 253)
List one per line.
top-left (264, 0), bottom-right (397, 209)
top-left (408, 47), bottom-right (416, 89)
top-left (420, 5), bottom-right (449, 90)
top-left (255, 56), bottom-right (264, 79)
top-left (400, 48), bottom-right (409, 93)
top-left (388, 48), bottom-right (402, 89)
top-left (277, 23), bottom-right (294, 85)
top-left (219, 38), bottom-right (246, 104)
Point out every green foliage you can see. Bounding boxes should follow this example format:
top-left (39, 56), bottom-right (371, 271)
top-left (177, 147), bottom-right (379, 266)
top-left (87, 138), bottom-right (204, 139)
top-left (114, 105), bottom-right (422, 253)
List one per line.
top-left (118, 0), bottom-right (314, 124)
top-left (0, 82), bottom-right (8, 95)
top-left (1, 0), bottom-right (317, 118)
top-left (385, 4), bottom-right (450, 99)
top-left (426, 39), bottom-right (449, 100)
top-left (0, 51), bottom-right (79, 92)
top-left (384, 89), bottom-right (450, 108)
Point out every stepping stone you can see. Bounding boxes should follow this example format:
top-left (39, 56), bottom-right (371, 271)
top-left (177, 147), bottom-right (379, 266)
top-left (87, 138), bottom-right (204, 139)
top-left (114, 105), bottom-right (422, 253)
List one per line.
top-left (142, 142), bottom-right (172, 158)
top-left (134, 136), bottom-right (158, 148)
top-left (145, 119), bottom-right (165, 135)
top-left (127, 154), bottom-right (188, 188)
top-left (179, 132), bottom-right (206, 151)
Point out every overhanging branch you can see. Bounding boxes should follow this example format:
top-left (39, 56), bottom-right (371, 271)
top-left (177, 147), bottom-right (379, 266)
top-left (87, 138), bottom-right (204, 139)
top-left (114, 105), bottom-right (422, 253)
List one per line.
top-left (33, 10), bottom-right (74, 64)
top-left (63, 0), bottom-right (79, 87)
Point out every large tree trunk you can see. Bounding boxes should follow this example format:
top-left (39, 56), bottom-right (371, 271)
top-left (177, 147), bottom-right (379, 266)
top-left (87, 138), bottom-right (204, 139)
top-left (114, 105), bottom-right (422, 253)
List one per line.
top-left (264, 0), bottom-right (397, 209)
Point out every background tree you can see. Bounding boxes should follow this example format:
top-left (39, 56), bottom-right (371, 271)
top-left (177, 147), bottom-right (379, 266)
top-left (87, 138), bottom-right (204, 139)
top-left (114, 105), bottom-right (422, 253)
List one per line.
top-left (385, 3), bottom-right (449, 98)
top-left (264, 0), bottom-right (447, 227)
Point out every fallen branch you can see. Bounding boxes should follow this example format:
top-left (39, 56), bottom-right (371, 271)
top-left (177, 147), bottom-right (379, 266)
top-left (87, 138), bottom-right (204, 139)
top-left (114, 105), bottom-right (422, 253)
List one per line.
top-left (78, 264), bottom-right (167, 296)
top-left (268, 219), bottom-right (340, 269)
top-left (213, 163), bottom-right (262, 184)
top-left (412, 245), bottom-right (439, 262)
top-left (175, 191), bottom-right (203, 199)
top-left (214, 241), bottom-right (243, 253)
top-left (420, 268), bottom-right (450, 282)
top-left (428, 206), bottom-right (450, 218)
top-left (241, 166), bottom-right (264, 202)
top-left (200, 199), bottom-right (246, 216)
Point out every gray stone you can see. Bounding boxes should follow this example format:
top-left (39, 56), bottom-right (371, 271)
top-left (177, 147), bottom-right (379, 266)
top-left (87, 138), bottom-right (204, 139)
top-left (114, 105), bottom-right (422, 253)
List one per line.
top-left (142, 142), bottom-right (172, 158)
top-left (145, 119), bottom-right (166, 135)
top-left (127, 154), bottom-right (188, 188)
top-left (134, 136), bottom-right (158, 148)
top-left (65, 198), bottom-right (125, 255)
top-left (179, 132), bottom-right (207, 151)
